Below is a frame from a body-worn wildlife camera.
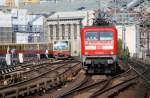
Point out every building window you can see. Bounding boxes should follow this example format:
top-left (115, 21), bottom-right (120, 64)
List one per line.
top-left (50, 25), bottom-right (53, 40)
top-left (13, 25), bottom-right (18, 32)
top-left (62, 24), bottom-right (65, 39)
top-left (68, 24), bottom-right (71, 39)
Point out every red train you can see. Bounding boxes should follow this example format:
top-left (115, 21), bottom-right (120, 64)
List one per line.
top-left (0, 42), bottom-right (71, 61)
top-left (80, 26), bottom-right (119, 74)
top-left (53, 40), bottom-right (71, 59)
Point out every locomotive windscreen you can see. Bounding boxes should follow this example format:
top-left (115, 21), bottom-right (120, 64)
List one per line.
top-left (85, 32), bottom-right (113, 41)
top-left (85, 31), bottom-right (114, 50)
top-left (53, 41), bottom-right (69, 51)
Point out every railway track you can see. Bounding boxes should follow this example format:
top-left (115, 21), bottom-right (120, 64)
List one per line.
top-left (0, 60), bottom-right (81, 98)
top-left (53, 68), bottom-right (133, 98)
top-left (88, 60), bottom-right (150, 98)
top-left (0, 59), bottom-right (55, 75)
top-left (88, 60), bottom-right (149, 98)
top-left (0, 59), bottom-right (63, 86)
top-left (128, 58), bottom-right (150, 85)
top-left (53, 59), bottom-right (150, 98)
top-left (0, 58), bottom-right (149, 98)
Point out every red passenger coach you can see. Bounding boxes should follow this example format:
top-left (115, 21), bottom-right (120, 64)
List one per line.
top-left (80, 26), bottom-right (119, 74)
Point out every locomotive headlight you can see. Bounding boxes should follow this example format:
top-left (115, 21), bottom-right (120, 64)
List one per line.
top-left (111, 52), bottom-right (114, 54)
top-left (85, 51), bottom-right (88, 55)
top-left (107, 59), bottom-right (113, 64)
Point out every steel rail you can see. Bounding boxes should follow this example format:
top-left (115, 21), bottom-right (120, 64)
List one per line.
top-left (0, 61), bottom-right (80, 98)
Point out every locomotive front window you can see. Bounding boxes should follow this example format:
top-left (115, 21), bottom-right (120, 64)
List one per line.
top-left (53, 41), bottom-right (69, 50)
top-left (85, 31), bottom-right (113, 41)
top-left (99, 32), bottom-right (113, 40)
top-left (85, 32), bottom-right (99, 40)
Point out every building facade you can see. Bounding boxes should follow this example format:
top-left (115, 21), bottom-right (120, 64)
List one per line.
top-left (138, 18), bottom-right (150, 58)
top-left (47, 11), bottom-right (94, 56)
top-left (11, 8), bottom-right (45, 43)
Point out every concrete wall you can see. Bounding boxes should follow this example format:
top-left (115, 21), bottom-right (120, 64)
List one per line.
top-left (0, 12), bottom-right (12, 27)
top-left (0, 12), bottom-right (12, 43)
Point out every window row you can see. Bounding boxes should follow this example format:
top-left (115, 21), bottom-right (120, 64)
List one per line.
top-left (85, 31), bottom-right (113, 41)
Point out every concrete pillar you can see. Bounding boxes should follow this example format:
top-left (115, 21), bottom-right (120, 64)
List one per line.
top-left (37, 84), bottom-right (40, 92)
top-left (65, 24), bottom-right (68, 40)
top-left (72, 23), bottom-right (79, 58)
top-left (53, 24), bottom-right (56, 40)
top-left (5, 54), bottom-right (11, 65)
top-left (59, 24), bottom-right (62, 40)
top-left (70, 24), bottom-right (73, 40)
top-left (27, 87), bottom-right (29, 95)
top-left (19, 53), bottom-right (23, 63)
top-left (2, 93), bottom-right (5, 98)
top-left (44, 82), bottom-right (47, 90)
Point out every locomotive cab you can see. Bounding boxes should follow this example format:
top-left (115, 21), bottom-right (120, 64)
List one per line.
top-left (53, 40), bottom-right (70, 59)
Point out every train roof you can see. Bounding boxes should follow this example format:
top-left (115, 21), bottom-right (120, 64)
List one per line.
top-left (82, 26), bottom-right (116, 28)
top-left (81, 26), bottom-right (117, 31)
top-left (0, 43), bottom-right (52, 46)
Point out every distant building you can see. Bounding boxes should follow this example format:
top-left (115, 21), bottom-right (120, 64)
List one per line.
top-left (116, 25), bottom-right (137, 57)
top-left (11, 8), bottom-right (45, 43)
top-left (47, 10), bottom-right (94, 56)
top-left (5, 0), bottom-right (15, 7)
top-left (23, 0), bottom-right (40, 5)
top-left (0, 0), bottom-right (20, 7)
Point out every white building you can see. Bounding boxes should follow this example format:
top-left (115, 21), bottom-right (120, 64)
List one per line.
top-left (47, 10), bottom-right (94, 56)
top-left (0, 11), bottom-right (12, 43)
top-left (116, 25), bottom-right (138, 57)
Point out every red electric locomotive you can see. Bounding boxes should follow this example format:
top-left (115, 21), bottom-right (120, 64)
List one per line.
top-left (80, 26), bottom-right (119, 74)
